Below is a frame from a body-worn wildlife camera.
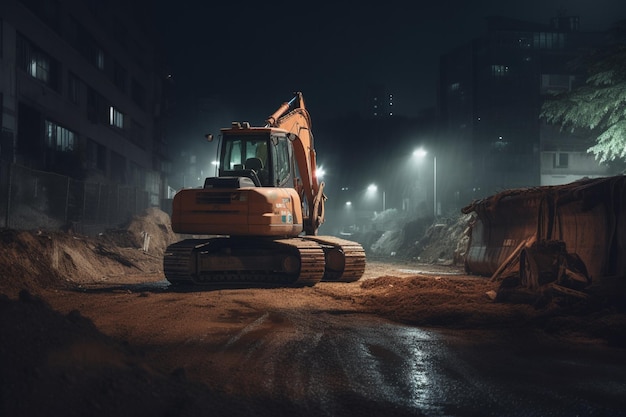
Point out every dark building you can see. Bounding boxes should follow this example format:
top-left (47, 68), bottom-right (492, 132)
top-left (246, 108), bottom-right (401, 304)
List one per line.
top-left (438, 15), bottom-right (614, 208)
top-left (361, 84), bottom-right (394, 119)
top-left (0, 0), bottom-right (170, 208)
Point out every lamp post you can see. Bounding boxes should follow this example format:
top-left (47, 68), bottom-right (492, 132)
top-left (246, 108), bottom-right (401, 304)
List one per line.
top-left (367, 183), bottom-right (385, 211)
top-left (413, 148), bottom-right (438, 217)
top-left (433, 156), bottom-right (437, 217)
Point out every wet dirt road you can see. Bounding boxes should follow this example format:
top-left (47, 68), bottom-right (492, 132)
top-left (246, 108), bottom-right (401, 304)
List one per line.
top-left (44, 277), bottom-right (626, 417)
top-left (179, 311), bottom-right (626, 417)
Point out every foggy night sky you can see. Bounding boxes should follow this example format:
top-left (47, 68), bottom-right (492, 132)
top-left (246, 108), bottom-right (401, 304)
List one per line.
top-left (156, 0), bottom-right (626, 125)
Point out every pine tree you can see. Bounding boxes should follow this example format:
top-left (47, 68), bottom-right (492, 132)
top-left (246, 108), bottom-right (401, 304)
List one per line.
top-left (540, 20), bottom-right (626, 163)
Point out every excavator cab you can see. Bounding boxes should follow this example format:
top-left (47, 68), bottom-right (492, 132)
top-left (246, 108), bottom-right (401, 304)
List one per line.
top-left (214, 126), bottom-right (295, 189)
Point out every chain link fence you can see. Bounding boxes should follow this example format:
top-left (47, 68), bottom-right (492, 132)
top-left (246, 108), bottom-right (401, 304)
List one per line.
top-left (0, 163), bottom-right (149, 236)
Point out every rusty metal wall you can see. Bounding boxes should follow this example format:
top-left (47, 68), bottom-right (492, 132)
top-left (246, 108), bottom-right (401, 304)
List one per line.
top-left (464, 192), bottom-right (540, 276)
top-left (554, 200), bottom-right (608, 279)
top-left (464, 176), bottom-right (626, 282)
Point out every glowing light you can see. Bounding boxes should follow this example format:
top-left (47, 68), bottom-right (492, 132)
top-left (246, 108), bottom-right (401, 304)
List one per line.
top-left (413, 148), bottom-right (427, 158)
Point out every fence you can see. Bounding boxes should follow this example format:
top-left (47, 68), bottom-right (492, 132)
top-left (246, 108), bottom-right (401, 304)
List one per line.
top-left (0, 163), bottom-right (149, 236)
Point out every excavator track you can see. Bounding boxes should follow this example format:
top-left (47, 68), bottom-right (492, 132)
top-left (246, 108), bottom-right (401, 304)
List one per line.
top-left (163, 237), bottom-right (326, 287)
top-left (303, 236), bottom-right (366, 282)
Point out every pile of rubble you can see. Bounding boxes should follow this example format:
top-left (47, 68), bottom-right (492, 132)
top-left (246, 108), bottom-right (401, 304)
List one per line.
top-left (364, 210), bottom-right (474, 266)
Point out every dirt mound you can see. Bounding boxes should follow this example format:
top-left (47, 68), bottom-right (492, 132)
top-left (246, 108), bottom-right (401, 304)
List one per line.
top-left (97, 207), bottom-right (179, 255)
top-left (0, 229), bottom-right (69, 293)
top-left (0, 208), bottom-right (176, 296)
top-left (356, 273), bottom-right (540, 327)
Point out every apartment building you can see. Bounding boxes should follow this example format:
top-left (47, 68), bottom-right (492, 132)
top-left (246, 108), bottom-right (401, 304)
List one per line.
top-left (438, 15), bottom-right (615, 205)
top-left (0, 0), bottom-right (169, 206)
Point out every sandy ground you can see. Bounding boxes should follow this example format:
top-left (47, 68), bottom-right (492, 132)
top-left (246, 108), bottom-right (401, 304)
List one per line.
top-left (1, 209), bottom-right (625, 416)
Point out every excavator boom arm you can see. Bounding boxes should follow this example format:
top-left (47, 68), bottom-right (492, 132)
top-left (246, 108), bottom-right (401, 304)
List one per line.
top-left (266, 92), bottom-right (325, 235)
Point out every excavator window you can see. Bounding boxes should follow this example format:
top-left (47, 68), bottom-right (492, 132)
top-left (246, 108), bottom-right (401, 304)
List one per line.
top-left (221, 136), bottom-right (271, 186)
top-left (272, 136), bottom-right (291, 187)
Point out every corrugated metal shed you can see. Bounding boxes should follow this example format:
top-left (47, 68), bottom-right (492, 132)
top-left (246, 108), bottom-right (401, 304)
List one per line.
top-left (462, 175), bottom-right (626, 285)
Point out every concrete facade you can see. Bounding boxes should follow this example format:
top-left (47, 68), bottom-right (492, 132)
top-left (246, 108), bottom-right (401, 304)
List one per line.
top-left (0, 0), bottom-right (169, 205)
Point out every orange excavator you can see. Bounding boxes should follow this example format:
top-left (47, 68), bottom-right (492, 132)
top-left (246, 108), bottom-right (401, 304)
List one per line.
top-left (164, 92), bottom-right (366, 286)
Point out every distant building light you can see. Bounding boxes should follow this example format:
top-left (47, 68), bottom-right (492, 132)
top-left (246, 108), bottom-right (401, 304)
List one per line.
top-left (109, 106), bottom-right (124, 128)
top-left (491, 64), bottom-right (510, 77)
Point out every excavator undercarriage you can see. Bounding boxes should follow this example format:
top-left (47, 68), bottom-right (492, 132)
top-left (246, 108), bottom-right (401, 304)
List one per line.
top-left (163, 236), bottom-right (365, 287)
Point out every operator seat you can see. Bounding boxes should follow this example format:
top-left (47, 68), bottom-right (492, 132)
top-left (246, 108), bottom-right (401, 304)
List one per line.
top-left (245, 157), bottom-right (263, 172)
top-left (244, 157), bottom-right (266, 185)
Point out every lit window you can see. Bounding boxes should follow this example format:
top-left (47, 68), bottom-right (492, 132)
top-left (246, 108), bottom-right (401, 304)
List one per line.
top-left (491, 65), bottom-right (509, 77)
top-left (109, 106), bottom-right (124, 128)
top-left (533, 32), bottom-right (565, 49)
top-left (45, 120), bottom-right (76, 151)
top-left (28, 51), bottom-right (50, 83)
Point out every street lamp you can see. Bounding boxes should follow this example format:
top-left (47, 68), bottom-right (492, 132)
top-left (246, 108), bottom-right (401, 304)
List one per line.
top-left (367, 183), bottom-right (386, 211)
top-left (413, 148), bottom-right (438, 217)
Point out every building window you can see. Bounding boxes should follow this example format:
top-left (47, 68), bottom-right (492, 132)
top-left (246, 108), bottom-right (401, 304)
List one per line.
top-left (109, 106), bottom-right (124, 129)
top-left (68, 17), bottom-right (107, 71)
top-left (68, 72), bottom-right (79, 104)
top-left (45, 120), bottom-right (76, 151)
top-left (491, 65), bottom-right (510, 77)
top-left (16, 34), bottom-right (59, 90)
top-left (29, 51), bottom-right (50, 82)
top-left (533, 32), bottom-right (565, 50)
top-left (553, 152), bottom-right (569, 168)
